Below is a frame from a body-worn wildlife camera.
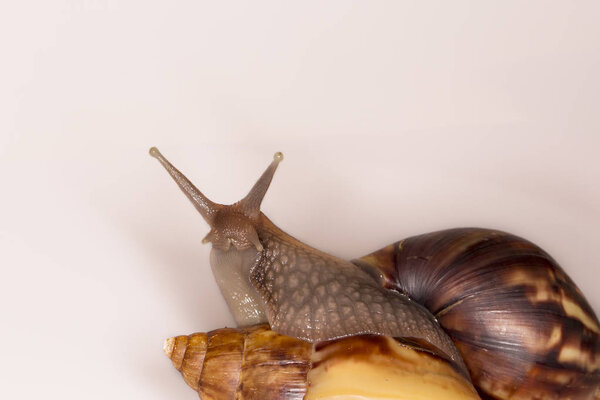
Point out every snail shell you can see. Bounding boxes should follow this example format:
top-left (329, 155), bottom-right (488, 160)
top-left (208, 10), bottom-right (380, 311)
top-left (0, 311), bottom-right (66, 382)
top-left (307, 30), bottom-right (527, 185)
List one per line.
top-left (163, 324), bottom-right (480, 400)
top-left (355, 228), bottom-right (600, 400)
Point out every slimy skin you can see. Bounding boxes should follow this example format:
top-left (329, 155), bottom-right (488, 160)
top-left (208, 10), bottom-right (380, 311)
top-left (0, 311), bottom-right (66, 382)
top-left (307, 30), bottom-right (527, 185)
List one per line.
top-left (250, 215), bottom-right (469, 377)
top-left (209, 247), bottom-right (266, 327)
top-left (209, 215), bottom-right (469, 377)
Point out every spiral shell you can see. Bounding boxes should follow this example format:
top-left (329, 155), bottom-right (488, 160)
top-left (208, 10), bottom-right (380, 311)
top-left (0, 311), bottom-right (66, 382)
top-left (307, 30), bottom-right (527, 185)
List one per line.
top-left (163, 324), bottom-right (480, 400)
top-left (354, 228), bottom-right (600, 400)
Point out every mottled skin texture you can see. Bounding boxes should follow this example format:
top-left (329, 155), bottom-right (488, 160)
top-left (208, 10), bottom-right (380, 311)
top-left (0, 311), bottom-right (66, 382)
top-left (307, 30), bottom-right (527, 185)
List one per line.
top-left (247, 215), bottom-right (469, 377)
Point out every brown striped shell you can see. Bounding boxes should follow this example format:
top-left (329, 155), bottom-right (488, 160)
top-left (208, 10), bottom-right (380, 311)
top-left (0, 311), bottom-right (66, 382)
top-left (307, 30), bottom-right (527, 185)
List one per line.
top-left (164, 324), bottom-right (480, 400)
top-left (354, 227), bottom-right (600, 400)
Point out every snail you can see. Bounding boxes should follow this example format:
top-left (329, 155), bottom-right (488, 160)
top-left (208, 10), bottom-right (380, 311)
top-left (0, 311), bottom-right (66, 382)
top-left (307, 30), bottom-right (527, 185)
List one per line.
top-left (150, 148), bottom-right (600, 400)
top-left (163, 324), bottom-right (480, 400)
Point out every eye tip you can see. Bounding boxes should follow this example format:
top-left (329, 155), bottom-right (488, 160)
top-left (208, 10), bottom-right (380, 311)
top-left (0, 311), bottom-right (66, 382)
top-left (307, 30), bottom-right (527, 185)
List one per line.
top-left (273, 152), bottom-right (284, 162)
top-left (149, 147), bottom-right (161, 158)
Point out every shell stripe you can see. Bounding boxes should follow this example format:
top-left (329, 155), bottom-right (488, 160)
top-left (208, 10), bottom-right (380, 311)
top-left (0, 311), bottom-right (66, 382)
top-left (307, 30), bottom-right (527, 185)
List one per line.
top-left (353, 227), bottom-right (600, 400)
top-left (165, 326), bottom-right (480, 399)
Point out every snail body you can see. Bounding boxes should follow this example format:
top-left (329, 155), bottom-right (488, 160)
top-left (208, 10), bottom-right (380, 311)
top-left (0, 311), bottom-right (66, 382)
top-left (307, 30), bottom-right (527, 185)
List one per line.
top-left (151, 149), bottom-right (600, 399)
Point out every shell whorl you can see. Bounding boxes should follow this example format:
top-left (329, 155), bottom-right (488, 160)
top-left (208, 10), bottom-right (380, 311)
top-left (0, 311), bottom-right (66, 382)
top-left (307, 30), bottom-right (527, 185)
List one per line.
top-left (355, 227), bottom-right (600, 400)
top-left (164, 325), bottom-right (310, 399)
top-left (164, 325), bottom-right (480, 400)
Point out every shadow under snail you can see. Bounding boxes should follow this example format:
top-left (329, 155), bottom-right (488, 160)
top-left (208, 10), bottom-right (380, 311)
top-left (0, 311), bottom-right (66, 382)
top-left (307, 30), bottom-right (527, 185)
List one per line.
top-left (150, 148), bottom-right (600, 400)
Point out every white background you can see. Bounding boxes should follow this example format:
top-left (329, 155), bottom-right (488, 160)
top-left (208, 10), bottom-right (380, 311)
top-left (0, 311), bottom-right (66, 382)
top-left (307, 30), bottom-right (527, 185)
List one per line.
top-left (1, 1), bottom-right (599, 399)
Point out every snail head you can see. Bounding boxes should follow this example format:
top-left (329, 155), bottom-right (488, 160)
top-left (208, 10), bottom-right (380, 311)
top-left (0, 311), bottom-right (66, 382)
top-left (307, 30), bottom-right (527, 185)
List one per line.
top-left (149, 147), bottom-right (283, 252)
